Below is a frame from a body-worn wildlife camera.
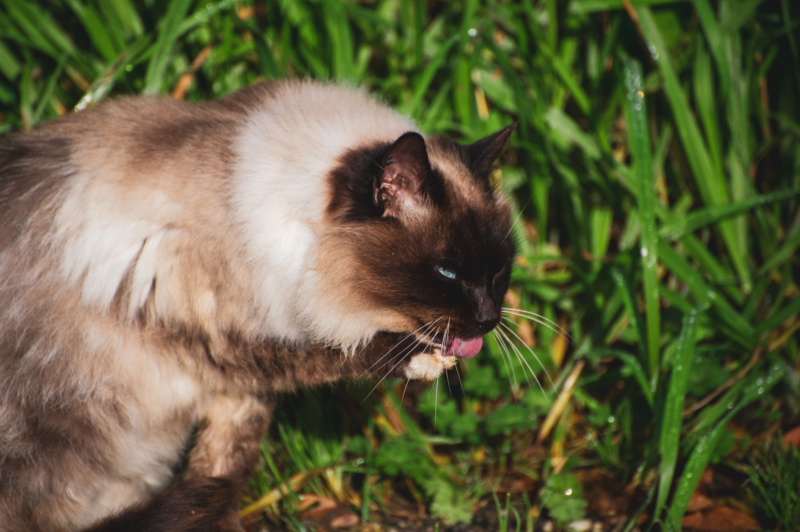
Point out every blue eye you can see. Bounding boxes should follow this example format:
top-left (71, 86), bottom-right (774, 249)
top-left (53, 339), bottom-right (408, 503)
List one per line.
top-left (435, 265), bottom-right (457, 280)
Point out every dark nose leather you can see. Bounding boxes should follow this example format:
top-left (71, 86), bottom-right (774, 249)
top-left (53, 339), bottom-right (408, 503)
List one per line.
top-left (468, 286), bottom-right (499, 329)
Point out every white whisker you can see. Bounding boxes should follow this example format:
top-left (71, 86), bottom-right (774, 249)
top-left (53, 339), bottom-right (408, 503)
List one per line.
top-left (444, 362), bottom-right (453, 398)
top-left (498, 321), bottom-right (554, 388)
top-left (501, 312), bottom-right (564, 340)
top-left (492, 329), bottom-right (517, 388)
top-left (494, 328), bottom-right (532, 389)
top-left (401, 377), bottom-right (411, 403)
top-left (434, 375), bottom-right (439, 430)
top-left (441, 317), bottom-right (451, 354)
top-left (442, 317), bottom-right (453, 398)
top-left (367, 318), bottom-right (442, 376)
top-left (452, 358), bottom-right (464, 389)
top-left (361, 332), bottom-right (430, 403)
top-left (361, 315), bottom-right (449, 403)
top-left (503, 198), bottom-right (530, 243)
top-left (363, 317), bottom-right (443, 376)
top-left (502, 307), bottom-right (572, 343)
top-left (497, 325), bottom-right (548, 396)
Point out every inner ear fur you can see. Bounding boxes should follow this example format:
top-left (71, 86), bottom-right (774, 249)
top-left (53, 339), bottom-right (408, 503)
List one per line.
top-left (373, 132), bottom-right (431, 217)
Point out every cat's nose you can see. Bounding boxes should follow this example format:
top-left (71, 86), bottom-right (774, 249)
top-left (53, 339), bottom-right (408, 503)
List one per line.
top-left (476, 310), bottom-right (498, 326)
top-left (467, 286), bottom-right (499, 331)
top-left (474, 300), bottom-right (499, 328)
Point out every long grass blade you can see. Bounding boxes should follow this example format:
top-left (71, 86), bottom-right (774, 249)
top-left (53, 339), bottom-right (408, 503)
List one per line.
top-left (143, 0), bottom-right (193, 94)
top-left (622, 53), bottom-right (660, 381)
top-left (654, 309), bottom-right (698, 521)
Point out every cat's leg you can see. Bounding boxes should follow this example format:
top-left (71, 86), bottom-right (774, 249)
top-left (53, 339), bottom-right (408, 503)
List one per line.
top-left (181, 394), bottom-right (272, 530)
top-left (186, 394), bottom-right (272, 485)
top-left (86, 394), bottom-right (271, 532)
top-left (248, 333), bottom-right (458, 391)
top-left (334, 332), bottom-right (458, 382)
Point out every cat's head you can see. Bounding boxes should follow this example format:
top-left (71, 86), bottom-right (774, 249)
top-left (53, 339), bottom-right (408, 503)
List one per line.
top-left (318, 125), bottom-right (515, 357)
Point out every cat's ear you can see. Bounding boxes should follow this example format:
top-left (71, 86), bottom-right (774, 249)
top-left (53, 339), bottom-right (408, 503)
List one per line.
top-left (464, 123), bottom-right (516, 178)
top-left (373, 132), bottom-right (431, 217)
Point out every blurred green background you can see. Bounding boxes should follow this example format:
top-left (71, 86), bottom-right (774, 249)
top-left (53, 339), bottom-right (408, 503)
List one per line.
top-left (2, 0), bottom-right (799, 530)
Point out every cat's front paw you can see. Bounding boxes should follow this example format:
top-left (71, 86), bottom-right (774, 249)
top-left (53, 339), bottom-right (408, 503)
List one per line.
top-left (403, 348), bottom-right (457, 381)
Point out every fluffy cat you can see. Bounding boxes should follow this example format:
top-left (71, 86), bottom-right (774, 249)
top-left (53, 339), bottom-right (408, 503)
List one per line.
top-left (0, 80), bottom-right (515, 531)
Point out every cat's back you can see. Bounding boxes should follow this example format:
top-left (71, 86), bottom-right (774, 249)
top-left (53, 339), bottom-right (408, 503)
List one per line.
top-left (0, 90), bottom-right (263, 530)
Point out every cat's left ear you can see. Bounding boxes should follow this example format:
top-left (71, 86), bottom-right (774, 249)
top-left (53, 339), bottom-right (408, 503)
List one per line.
top-left (464, 123), bottom-right (516, 178)
top-left (374, 132), bottom-right (432, 217)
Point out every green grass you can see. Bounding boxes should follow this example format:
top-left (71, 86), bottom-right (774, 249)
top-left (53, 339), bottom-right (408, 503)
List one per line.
top-left (2, 0), bottom-right (799, 529)
top-left (746, 434), bottom-right (800, 529)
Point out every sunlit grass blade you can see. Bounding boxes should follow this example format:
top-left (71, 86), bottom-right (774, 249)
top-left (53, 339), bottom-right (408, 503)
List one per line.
top-left (657, 241), bottom-right (754, 347)
top-left (405, 34), bottom-right (459, 119)
top-left (175, 0), bottom-right (238, 35)
top-left (664, 411), bottom-right (734, 530)
top-left (2, 0), bottom-right (77, 59)
top-left (544, 107), bottom-right (601, 159)
top-left (636, 5), bottom-right (752, 291)
top-left (0, 40), bottom-right (20, 80)
top-left (589, 207), bottom-right (612, 271)
top-left (759, 215), bottom-right (800, 274)
top-left (32, 54), bottom-right (66, 123)
top-left (611, 266), bottom-right (648, 370)
top-left (143, 0), bottom-right (193, 94)
top-left (658, 187), bottom-right (800, 241)
top-left (667, 360), bottom-right (785, 528)
top-left (537, 41), bottom-right (590, 116)
top-left (64, 0), bottom-right (119, 62)
top-left (720, 0), bottom-right (765, 33)
top-left (18, 61), bottom-right (33, 129)
top-left (654, 309), bottom-right (698, 521)
top-left (322, 0), bottom-right (354, 80)
top-left (592, 348), bottom-right (654, 407)
top-left (74, 36), bottom-right (151, 111)
top-left (239, 465), bottom-right (333, 518)
top-left (622, 53), bottom-right (660, 381)
top-left (693, 0), bottom-right (732, 98)
top-left (693, 41), bottom-right (723, 179)
top-left (754, 296), bottom-right (800, 336)
top-left (103, 0), bottom-right (144, 40)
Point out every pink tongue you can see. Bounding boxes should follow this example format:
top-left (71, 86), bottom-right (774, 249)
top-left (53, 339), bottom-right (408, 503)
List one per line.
top-left (446, 337), bottom-right (483, 359)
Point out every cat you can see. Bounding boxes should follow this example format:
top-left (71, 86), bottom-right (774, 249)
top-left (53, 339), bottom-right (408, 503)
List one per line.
top-left (0, 80), bottom-right (515, 531)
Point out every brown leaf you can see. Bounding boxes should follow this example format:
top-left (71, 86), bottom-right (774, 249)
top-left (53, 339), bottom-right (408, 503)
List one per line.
top-left (782, 425), bottom-right (800, 447)
top-left (330, 512), bottom-right (360, 528)
top-left (685, 492), bottom-right (714, 513)
top-left (682, 506), bottom-right (761, 531)
top-left (296, 494), bottom-right (338, 519)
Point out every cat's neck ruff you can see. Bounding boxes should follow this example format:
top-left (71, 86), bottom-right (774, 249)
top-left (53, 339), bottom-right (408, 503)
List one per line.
top-left (229, 82), bottom-right (416, 350)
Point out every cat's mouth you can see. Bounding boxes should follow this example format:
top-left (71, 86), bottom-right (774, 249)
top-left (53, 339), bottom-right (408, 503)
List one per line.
top-left (422, 334), bottom-right (483, 359)
top-left (445, 336), bottom-right (483, 359)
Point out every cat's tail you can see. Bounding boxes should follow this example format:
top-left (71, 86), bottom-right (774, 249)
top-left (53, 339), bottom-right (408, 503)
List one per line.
top-left (84, 477), bottom-right (244, 532)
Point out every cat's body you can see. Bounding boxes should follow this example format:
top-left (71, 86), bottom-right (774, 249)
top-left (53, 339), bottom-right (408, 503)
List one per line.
top-left (0, 81), bottom-right (514, 531)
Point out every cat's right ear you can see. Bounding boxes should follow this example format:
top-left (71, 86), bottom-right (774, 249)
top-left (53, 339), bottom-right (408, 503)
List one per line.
top-left (374, 132), bottom-right (431, 217)
top-left (464, 123), bottom-right (516, 178)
